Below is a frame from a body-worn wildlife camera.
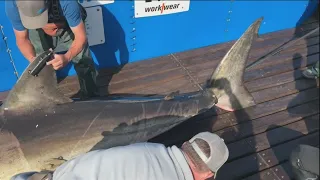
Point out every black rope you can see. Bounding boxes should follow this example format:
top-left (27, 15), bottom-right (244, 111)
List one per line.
top-left (246, 27), bottom-right (319, 70)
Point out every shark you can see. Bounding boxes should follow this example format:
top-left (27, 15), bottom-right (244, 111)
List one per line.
top-left (0, 17), bottom-right (262, 179)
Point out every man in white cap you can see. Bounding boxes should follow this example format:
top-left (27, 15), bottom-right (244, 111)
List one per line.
top-left (5, 0), bottom-right (99, 100)
top-left (10, 132), bottom-right (229, 180)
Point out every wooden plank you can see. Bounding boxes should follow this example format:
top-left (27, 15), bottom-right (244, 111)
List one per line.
top-left (126, 26), bottom-right (320, 78)
top-left (97, 58), bottom-right (179, 87)
top-left (255, 132), bottom-right (319, 179)
top-left (110, 47), bottom-right (318, 101)
top-left (106, 68), bottom-right (187, 93)
top-left (58, 28), bottom-right (319, 93)
top-left (97, 56), bottom-right (174, 76)
top-left (2, 24), bottom-right (319, 99)
top-left (48, 44), bottom-right (320, 98)
top-left (149, 95), bottom-right (319, 146)
top-left (180, 34), bottom-right (318, 70)
top-left (226, 114), bottom-right (319, 161)
top-left (215, 132), bottom-right (319, 180)
top-left (251, 78), bottom-right (318, 104)
top-left (219, 100), bottom-right (319, 143)
top-left (216, 99), bottom-right (318, 146)
top-left (99, 76), bottom-right (199, 97)
top-left (247, 43), bottom-right (320, 71)
top-left (3, 56), bottom-right (318, 112)
top-left (59, 27), bottom-right (306, 88)
top-left (103, 45), bottom-right (318, 96)
top-left (62, 75), bottom-right (199, 97)
top-left (58, 55), bottom-right (174, 86)
top-left (215, 87), bottom-right (319, 125)
top-left (139, 65), bottom-right (318, 102)
top-left (137, 76), bottom-right (200, 95)
top-left (300, 35), bottom-right (319, 46)
top-left (188, 46), bottom-right (319, 87)
top-left (248, 115), bottom-right (319, 151)
top-left (244, 52), bottom-right (319, 82)
top-left (59, 67), bottom-right (188, 95)
top-left (243, 161), bottom-right (293, 180)
top-left (245, 66), bottom-right (310, 93)
top-left (61, 56), bottom-right (179, 89)
top-left (57, 27), bottom-right (318, 96)
top-left (244, 146), bottom-right (320, 180)
top-left (60, 23), bottom-right (318, 87)
top-left (261, 131), bottom-right (319, 165)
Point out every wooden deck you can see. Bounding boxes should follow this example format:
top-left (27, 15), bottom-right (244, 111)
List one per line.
top-left (1, 16), bottom-right (319, 179)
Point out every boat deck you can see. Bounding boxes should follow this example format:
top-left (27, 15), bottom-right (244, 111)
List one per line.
top-left (1, 16), bottom-right (319, 179)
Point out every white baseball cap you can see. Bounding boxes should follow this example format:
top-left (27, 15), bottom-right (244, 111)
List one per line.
top-left (188, 132), bottom-right (229, 178)
top-left (16, 0), bottom-right (49, 29)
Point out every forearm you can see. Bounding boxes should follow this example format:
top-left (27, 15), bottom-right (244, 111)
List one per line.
top-left (64, 37), bottom-right (87, 62)
top-left (17, 39), bottom-right (36, 62)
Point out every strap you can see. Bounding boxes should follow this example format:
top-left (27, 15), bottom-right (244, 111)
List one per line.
top-left (47, 0), bottom-right (65, 23)
top-left (79, 3), bottom-right (87, 21)
top-left (47, 0), bottom-right (87, 23)
top-left (36, 29), bottom-right (53, 51)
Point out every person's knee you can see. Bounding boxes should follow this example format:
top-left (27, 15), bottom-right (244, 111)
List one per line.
top-left (290, 144), bottom-right (319, 180)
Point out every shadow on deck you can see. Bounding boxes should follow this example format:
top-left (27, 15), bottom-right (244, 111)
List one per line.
top-left (0, 5), bottom-right (319, 180)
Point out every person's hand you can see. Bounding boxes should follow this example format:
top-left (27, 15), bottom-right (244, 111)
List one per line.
top-left (46, 54), bottom-right (70, 70)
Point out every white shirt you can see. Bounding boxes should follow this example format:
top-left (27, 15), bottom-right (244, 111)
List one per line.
top-left (53, 143), bottom-right (194, 180)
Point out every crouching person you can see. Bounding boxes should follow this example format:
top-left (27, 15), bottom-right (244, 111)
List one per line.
top-left (11, 132), bottom-right (229, 180)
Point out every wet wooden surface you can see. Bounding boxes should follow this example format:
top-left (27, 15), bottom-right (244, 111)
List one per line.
top-left (0, 15), bottom-right (319, 179)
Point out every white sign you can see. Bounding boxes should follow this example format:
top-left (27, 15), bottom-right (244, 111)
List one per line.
top-left (134, 0), bottom-right (190, 18)
top-left (78, 0), bottom-right (114, 8)
top-left (84, 6), bottom-right (105, 46)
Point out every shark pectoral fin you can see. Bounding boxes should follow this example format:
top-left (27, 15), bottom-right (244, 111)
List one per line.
top-left (208, 17), bottom-right (263, 111)
top-left (1, 51), bottom-right (73, 113)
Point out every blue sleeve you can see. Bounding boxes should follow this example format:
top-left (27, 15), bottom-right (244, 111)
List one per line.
top-left (5, 1), bottom-right (26, 31)
top-left (60, 0), bottom-right (82, 27)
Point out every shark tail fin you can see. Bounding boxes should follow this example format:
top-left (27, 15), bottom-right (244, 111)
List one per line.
top-left (1, 51), bottom-right (73, 114)
top-left (207, 17), bottom-right (263, 111)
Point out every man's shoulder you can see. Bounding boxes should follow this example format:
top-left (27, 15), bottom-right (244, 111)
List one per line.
top-left (5, 0), bottom-right (16, 8)
top-left (5, 0), bottom-right (25, 31)
top-left (94, 142), bottom-right (170, 161)
top-left (113, 142), bottom-right (168, 153)
top-left (54, 143), bottom-right (183, 180)
top-left (58, 0), bottom-right (81, 10)
top-left (5, 0), bottom-right (18, 15)
top-left (58, 0), bottom-right (83, 27)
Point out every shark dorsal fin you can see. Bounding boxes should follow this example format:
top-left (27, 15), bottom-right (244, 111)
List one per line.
top-left (208, 17), bottom-right (263, 111)
top-left (1, 51), bottom-right (73, 114)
